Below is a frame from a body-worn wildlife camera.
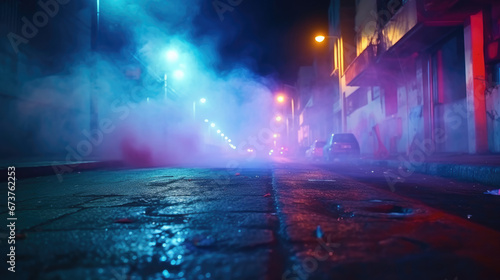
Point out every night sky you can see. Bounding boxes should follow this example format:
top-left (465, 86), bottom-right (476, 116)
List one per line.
top-left (13, 0), bottom-right (331, 84)
top-left (194, 0), bottom-right (331, 84)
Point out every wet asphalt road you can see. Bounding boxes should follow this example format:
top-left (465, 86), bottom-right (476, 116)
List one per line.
top-left (1, 159), bottom-right (500, 280)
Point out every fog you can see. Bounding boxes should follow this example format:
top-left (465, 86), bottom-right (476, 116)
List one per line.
top-left (5, 0), bottom-right (285, 168)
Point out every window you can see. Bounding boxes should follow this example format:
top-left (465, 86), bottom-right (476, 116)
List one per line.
top-left (347, 87), bottom-right (368, 115)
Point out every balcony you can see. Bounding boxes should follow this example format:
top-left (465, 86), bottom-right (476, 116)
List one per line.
top-left (380, 0), bottom-right (487, 56)
top-left (344, 44), bottom-right (379, 87)
top-left (344, 0), bottom-right (491, 86)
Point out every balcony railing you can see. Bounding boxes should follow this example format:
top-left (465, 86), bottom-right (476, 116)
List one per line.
top-left (344, 0), bottom-right (487, 86)
top-left (344, 44), bottom-right (377, 86)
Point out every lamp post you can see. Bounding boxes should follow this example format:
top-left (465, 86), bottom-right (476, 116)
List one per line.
top-left (315, 35), bottom-right (339, 43)
top-left (90, 0), bottom-right (101, 131)
top-left (315, 35), bottom-right (341, 74)
top-left (315, 34), bottom-right (345, 132)
top-left (164, 50), bottom-right (184, 100)
top-left (193, 98), bottom-right (206, 120)
top-left (276, 94), bottom-right (295, 146)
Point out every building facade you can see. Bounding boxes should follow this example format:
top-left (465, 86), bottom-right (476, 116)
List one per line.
top-left (0, 0), bottom-right (93, 158)
top-left (324, 0), bottom-right (500, 157)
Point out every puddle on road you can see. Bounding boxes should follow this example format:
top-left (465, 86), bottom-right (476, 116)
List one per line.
top-left (362, 204), bottom-right (414, 216)
top-left (326, 203), bottom-right (355, 219)
top-left (326, 200), bottom-right (419, 220)
top-left (484, 189), bottom-right (500, 196)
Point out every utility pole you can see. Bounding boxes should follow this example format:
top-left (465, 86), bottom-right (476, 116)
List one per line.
top-left (90, 0), bottom-right (100, 131)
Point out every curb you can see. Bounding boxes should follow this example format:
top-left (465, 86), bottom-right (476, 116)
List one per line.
top-left (357, 158), bottom-right (500, 186)
top-left (1, 160), bottom-right (125, 182)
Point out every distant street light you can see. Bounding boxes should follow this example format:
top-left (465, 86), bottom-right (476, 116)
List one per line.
top-left (211, 123), bottom-right (216, 128)
top-left (200, 98), bottom-right (206, 103)
top-left (217, 130), bottom-right (221, 134)
top-left (221, 133), bottom-right (224, 137)
top-left (275, 93), bottom-right (295, 143)
top-left (204, 119), bottom-right (209, 123)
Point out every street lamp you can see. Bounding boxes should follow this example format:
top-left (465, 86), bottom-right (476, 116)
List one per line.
top-left (275, 115), bottom-right (283, 122)
top-left (315, 34), bottom-right (345, 130)
top-left (163, 49), bottom-right (185, 100)
top-left (315, 35), bottom-right (326, 43)
top-left (275, 92), bottom-right (295, 147)
top-left (315, 34), bottom-right (342, 75)
top-left (315, 35), bottom-right (339, 42)
top-left (166, 50), bottom-right (179, 62)
top-left (173, 69), bottom-right (184, 79)
top-left (193, 98), bottom-right (207, 120)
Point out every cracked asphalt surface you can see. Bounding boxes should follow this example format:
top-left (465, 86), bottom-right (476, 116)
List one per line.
top-left (1, 160), bottom-right (500, 280)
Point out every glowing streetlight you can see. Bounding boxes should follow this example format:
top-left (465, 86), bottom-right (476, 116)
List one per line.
top-left (200, 98), bottom-right (206, 103)
top-left (217, 130), bottom-right (221, 134)
top-left (273, 134), bottom-right (278, 138)
top-left (173, 69), bottom-right (184, 79)
top-left (228, 139), bottom-right (232, 143)
top-left (204, 119), bottom-right (209, 123)
top-left (277, 95), bottom-right (285, 103)
top-left (224, 136), bottom-right (228, 140)
top-left (275, 116), bottom-right (282, 122)
top-left (166, 50), bottom-right (179, 61)
top-left (221, 133), bottom-right (224, 137)
top-left (315, 35), bottom-right (340, 44)
top-left (211, 123), bottom-right (216, 128)
top-left (315, 35), bottom-right (326, 43)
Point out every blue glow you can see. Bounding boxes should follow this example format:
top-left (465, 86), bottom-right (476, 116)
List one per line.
top-left (173, 69), bottom-right (184, 79)
top-left (166, 50), bottom-right (178, 61)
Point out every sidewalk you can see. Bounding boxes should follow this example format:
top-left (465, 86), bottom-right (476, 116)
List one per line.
top-left (355, 153), bottom-right (500, 187)
top-left (0, 158), bottom-right (124, 181)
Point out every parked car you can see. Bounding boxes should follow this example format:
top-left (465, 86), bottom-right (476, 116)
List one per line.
top-left (323, 133), bottom-right (360, 161)
top-left (306, 140), bottom-right (326, 161)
